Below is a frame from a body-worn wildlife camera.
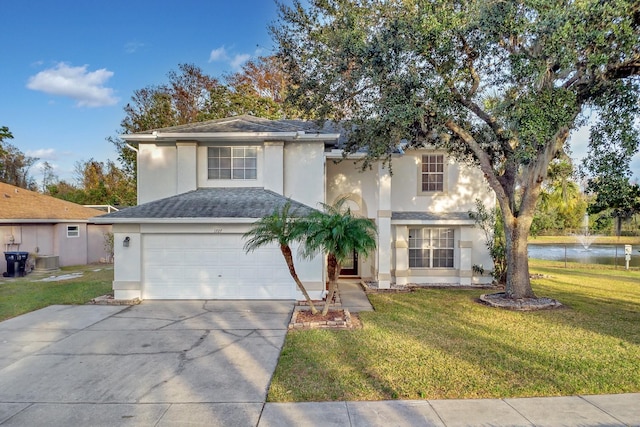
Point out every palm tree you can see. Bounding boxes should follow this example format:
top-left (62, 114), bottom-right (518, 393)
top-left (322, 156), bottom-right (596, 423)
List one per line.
top-left (299, 198), bottom-right (377, 315)
top-left (243, 202), bottom-right (319, 314)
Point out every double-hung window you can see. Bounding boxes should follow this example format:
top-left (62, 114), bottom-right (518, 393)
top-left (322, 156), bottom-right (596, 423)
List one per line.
top-left (208, 147), bottom-right (257, 180)
top-left (421, 154), bottom-right (444, 192)
top-left (408, 228), bottom-right (454, 268)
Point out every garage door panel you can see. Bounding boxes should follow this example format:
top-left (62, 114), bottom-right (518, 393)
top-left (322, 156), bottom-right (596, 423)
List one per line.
top-left (142, 234), bottom-right (294, 300)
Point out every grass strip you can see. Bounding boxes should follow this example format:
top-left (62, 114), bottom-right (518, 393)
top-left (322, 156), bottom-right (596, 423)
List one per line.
top-left (0, 265), bottom-right (113, 321)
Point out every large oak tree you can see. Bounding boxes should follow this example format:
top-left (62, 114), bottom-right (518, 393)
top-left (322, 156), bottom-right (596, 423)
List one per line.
top-left (272, 0), bottom-right (640, 299)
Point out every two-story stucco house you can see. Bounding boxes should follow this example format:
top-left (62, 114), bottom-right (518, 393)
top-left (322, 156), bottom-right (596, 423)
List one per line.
top-left (95, 115), bottom-right (494, 300)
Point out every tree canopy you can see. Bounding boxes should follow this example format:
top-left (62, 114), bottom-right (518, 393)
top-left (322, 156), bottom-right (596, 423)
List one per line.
top-left (47, 159), bottom-right (136, 207)
top-left (111, 58), bottom-right (303, 180)
top-left (0, 131), bottom-right (38, 190)
top-left (272, 0), bottom-right (640, 299)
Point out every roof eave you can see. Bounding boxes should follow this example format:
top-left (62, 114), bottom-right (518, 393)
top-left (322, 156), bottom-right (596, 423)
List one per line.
top-left (390, 219), bottom-right (476, 225)
top-left (92, 217), bottom-right (261, 224)
top-left (122, 132), bottom-right (340, 143)
top-left (0, 219), bottom-right (91, 224)
top-left (325, 148), bottom-right (404, 160)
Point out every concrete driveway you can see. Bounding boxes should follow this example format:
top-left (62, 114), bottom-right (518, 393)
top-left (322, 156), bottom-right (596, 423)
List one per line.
top-left (0, 300), bottom-right (294, 426)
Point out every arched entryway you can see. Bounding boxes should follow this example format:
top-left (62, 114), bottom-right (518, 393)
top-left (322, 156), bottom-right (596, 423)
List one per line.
top-left (332, 193), bottom-right (367, 277)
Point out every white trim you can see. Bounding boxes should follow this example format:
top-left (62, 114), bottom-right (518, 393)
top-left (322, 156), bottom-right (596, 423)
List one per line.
top-left (391, 219), bottom-right (476, 225)
top-left (66, 225), bottom-right (80, 238)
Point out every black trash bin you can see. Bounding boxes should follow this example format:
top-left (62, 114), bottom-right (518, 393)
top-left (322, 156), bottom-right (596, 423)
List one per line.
top-left (3, 251), bottom-right (29, 277)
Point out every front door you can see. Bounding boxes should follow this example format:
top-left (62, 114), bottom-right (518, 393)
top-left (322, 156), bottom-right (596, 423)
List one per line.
top-left (340, 250), bottom-right (358, 276)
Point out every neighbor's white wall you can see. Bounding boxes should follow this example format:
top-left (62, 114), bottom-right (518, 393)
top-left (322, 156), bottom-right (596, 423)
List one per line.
top-left (138, 143), bottom-right (178, 204)
top-left (54, 223), bottom-right (88, 266)
top-left (0, 224), bottom-right (111, 273)
top-left (1, 224), bottom-right (54, 255)
top-left (284, 141), bottom-right (325, 207)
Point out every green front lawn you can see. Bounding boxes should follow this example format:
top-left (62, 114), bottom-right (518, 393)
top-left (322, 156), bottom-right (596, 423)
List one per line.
top-left (269, 259), bottom-right (640, 401)
top-left (0, 265), bottom-right (113, 322)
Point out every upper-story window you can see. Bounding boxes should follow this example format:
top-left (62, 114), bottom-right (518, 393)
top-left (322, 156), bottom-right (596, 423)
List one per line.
top-left (208, 147), bottom-right (257, 180)
top-left (421, 154), bottom-right (444, 192)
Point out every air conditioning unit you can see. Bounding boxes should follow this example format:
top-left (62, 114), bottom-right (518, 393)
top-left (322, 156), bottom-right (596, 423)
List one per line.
top-left (35, 255), bottom-right (59, 271)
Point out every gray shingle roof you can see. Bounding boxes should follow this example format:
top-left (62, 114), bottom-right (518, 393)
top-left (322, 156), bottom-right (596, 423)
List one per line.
top-left (392, 211), bottom-right (473, 221)
top-left (133, 115), bottom-right (324, 134)
top-left (97, 188), bottom-right (316, 221)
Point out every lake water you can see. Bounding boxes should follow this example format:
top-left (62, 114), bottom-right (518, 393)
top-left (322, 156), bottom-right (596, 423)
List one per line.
top-left (528, 244), bottom-right (640, 268)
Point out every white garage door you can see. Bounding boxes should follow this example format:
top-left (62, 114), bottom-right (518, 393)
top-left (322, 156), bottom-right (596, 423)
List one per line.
top-left (142, 234), bottom-right (294, 299)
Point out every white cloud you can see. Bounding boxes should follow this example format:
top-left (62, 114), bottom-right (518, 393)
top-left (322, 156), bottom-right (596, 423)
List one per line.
top-left (26, 148), bottom-right (57, 160)
top-left (230, 54), bottom-right (251, 70)
top-left (209, 46), bottom-right (228, 62)
top-left (34, 160), bottom-right (59, 171)
top-left (124, 41), bottom-right (145, 54)
top-left (208, 46), bottom-right (252, 70)
top-left (27, 62), bottom-right (118, 107)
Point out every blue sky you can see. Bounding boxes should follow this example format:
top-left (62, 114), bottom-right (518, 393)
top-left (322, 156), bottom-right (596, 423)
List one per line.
top-left (0, 0), bottom-right (285, 184)
top-left (0, 0), bottom-right (637, 187)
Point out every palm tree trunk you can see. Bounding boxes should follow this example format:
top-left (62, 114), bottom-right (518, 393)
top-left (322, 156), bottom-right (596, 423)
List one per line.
top-left (281, 244), bottom-right (318, 314)
top-left (322, 253), bottom-right (339, 316)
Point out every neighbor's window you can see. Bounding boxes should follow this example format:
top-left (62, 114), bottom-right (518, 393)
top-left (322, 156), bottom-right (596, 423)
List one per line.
top-left (421, 154), bottom-right (444, 192)
top-left (408, 228), bottom-right (454, 268)
top-left (208, 146), bottom-right (257, 180)
top-left (67, 225), bottom-right (79, 238)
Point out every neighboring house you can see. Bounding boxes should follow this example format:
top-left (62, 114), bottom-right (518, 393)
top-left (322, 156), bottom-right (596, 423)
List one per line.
top-left (0, 182), bottom-right (111, 273)
top-left (95, 115), bottom-right (493, 300)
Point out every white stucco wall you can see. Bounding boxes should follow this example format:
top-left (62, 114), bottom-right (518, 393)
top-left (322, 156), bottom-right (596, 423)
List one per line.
top-left (390, 151), bottom-right (494, 213)
top-left (325, 149), bottom-right (495, 285)
top-left (325, 158), bottom-right (380, 281)
top-left (176, 142), bottom-right (198, 194)
top-left (284, 142), bottom-right (325, 208)
top-left (138, 143), bottom-right (178, 204)
top-left (263, 142), bottom-right (284, 194)
top-left (326, 159), bottom-right (378, 218)
top-left (87, 224), bottom-right (112, 263)
top-left (112, 224), bottom-right (142, 299)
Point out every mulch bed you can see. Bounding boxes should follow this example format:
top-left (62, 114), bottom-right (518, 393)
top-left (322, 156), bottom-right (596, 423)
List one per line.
top-left (289, 309), bottom-right (360, 329)
top-left (479, 292), bottom-right (563, 311)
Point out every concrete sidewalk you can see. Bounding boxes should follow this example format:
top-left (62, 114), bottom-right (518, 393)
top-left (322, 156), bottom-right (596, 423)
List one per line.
top-left (259, 394), bottom-right (640, 426)
top-left (338, 280), bottom-right (374, 312)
